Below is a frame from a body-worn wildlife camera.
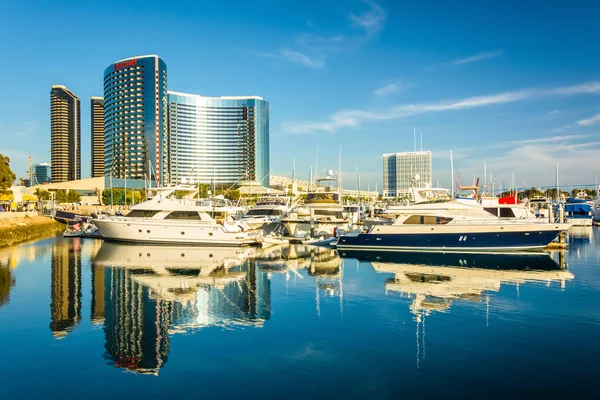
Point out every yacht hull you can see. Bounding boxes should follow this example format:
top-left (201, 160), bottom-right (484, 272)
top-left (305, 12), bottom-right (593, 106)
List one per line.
top-left (94, 218), bottom-right (262, 246)
top-left (337, 226), bottom-right (567, 252)
top-left (282, 219), bottom-right (351, 238)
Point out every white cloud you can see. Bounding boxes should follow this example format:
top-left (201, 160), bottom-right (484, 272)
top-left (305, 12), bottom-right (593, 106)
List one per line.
top-left (349, 0), bottom-right (386, 35)
top-left (577, 113), bottom-right (600, 126)
top-left (281, 81), bottom-right (600, 135)
top-left (374, 83), bottom-right (401, 96)
top-left (455, 138), bottom-right (600, 188)
top-left (253, 49), bottom-right (324, 68)
top-left (255, 1), bottom-right (385, 69)
top-left (451, 50), bottom-right (503, 66)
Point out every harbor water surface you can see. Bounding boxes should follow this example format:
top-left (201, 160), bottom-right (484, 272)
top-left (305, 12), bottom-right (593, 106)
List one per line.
top-left (0, 228), bottom-right (599, 399)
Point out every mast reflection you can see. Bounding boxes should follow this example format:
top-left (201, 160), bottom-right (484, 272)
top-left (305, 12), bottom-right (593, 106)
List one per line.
top-left (50, 238), bottom-right (82, 338)
top-left (93, 242), bottom-right (272, 375)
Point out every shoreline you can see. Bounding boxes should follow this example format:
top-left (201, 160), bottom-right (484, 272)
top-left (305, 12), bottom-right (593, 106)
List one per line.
top-left (0, 215), bottom-right (65, 248)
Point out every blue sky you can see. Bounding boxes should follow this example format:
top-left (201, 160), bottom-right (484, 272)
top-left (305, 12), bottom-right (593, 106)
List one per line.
top-left (1, 0), bottom-right (599, 191)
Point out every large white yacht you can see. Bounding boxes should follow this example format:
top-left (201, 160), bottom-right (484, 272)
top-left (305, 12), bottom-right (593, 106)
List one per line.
top-left (338, 200), bottom-right (571, 252)
top-left (93, 187), bottom-right (263, 246)
top-left (281, 171), bottom-right (352, 238)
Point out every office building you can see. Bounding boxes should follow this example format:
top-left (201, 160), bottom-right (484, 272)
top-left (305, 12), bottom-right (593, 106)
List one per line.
top-left (91, 97), bottom-right (105, 178)
top-left (103, 55), bottom-right (168, 184)
top-left (167, 91), bottom-right (269, 185)
top-left (34, 163), bottom-right (51, 184)
top-left (383, 151), bottom-right (432, 198)
top-left (51, 85), bottom-right (81, 183)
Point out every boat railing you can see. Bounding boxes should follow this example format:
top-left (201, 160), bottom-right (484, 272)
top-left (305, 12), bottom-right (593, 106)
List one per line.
top-left (448, 218), bottom-right (563, 226)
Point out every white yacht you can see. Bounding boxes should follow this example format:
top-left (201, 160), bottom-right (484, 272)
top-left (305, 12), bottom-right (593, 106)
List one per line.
top-left (338, 200), bottom-right (571, 252)
top-left (93, 187), bottom-right (263, 246)
top-left (281, 171), bottom-right (352, 238)
top-left (241, 196), bottom-right (294, 233)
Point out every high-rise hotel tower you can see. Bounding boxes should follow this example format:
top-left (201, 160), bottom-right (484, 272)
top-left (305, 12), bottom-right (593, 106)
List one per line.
top-left (50, 85), bottom-right (80, 182)
top-left (90, 97), bottom-right (105, 178)
top-left (167, 92), bottom-right (269, 185)
top-left (103, 55), bottom-right (167, 184)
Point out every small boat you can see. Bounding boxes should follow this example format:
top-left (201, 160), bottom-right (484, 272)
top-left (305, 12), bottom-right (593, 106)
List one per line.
top-left (63, 228), bottom-right (83, 238)
top-left (563, 200), bottom-right (593, 226)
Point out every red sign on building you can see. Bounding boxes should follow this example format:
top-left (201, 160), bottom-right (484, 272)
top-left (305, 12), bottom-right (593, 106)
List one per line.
top-left (114, 59), bottom-right (137, 71)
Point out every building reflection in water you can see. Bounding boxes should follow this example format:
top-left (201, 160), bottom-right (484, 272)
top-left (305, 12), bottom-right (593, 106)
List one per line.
top-left (50, 238), bottom-right (82, 339)
top-left (91, 264), bottom-right (105, 325)
top-left (0, 243), bottom-right (51, 309)
top-left (0, 262), bottom-right (15, 308)
top-left (93, 243), bottom-right (272, 375)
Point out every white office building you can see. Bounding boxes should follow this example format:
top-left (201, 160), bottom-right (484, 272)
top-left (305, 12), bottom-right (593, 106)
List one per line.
top-left (383, 151), bottom-right (432, 198)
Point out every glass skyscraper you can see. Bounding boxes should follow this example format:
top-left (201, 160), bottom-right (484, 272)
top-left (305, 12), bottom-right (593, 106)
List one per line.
top-left (50, 85), bottom-right (80, 183)
top-left (90, 97), bottom-right (105, 178)
top-left (383, 151), bottom-right (432, 198)
top-left (34, 163), bottom-right (51, 185)
top-left (167, 91), bottom-right (269, 185)
top-left (103, 55), bottom-right (168, 184)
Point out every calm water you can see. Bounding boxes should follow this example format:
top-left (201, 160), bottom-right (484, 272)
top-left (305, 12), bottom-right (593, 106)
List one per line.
top-left (1, 228), bottom-right (599, 399)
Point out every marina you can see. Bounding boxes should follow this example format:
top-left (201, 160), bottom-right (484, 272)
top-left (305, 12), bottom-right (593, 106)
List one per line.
top-left (0, 228), bottom-right (598, 398)
top-left (2, 1), bottom-right (600, 397)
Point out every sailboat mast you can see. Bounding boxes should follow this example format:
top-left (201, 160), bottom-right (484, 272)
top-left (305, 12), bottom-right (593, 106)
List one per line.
top-left (450, 150), bottom-right (454, 196)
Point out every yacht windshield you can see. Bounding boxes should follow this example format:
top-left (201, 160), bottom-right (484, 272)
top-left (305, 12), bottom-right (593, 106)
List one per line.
top-left (246, 209), bottom-right (282, 216)
top-left (164, 211), bottom-right (202, 220)
top-left (126, 210), bottom-right (161, 218)
top-left (306, 193), bottom-right (339, 203)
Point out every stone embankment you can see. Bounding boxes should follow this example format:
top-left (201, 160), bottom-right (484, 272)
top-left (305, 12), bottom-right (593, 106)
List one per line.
top-left (0, 215), bottom-right (64, 248)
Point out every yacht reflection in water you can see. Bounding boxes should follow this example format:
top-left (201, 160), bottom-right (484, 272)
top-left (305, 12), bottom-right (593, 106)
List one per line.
top-left (340, 250), bottom-right (573, 313)
top-left (339, 250), bottom-right (574, 367)
top-left (92, 242), bottom-right (272, 375)
top-left (256, 244), bottom-right (344, 316)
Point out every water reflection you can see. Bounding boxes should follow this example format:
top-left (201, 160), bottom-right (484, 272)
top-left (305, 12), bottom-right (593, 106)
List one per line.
top-left (339, 250), bottom-right (573, 314)
top-left (0, 262), bottom-right (15, 308)
top-left (0, 243), bottom-right (53, 309)
top-left (569, 226), bottom-right (593, 243)
top-left (50, 238), bottom-right (82, 338)
top-left (37, 237), bottom-right (579, 375)
top-left (256, 245), bottom-right (344, 316)
top-left (93, 242), bottom-right (272, 374)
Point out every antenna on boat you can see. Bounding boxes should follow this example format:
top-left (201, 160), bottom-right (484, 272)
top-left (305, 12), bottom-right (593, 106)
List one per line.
top-left (556, 161), bottom-right (560, 203)
top-left (413, 127), bottom-right (416, 152)
top-left (315, 146), bottom-right (319, 181)
top-left (339, 146), bottom-right (343, 195)
top-left (450, 150), bottom-right (454, 196)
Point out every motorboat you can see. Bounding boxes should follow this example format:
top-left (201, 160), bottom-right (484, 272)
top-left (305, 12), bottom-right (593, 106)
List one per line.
top-left (93, 186), bottom-right (263, 246)
top-left (241, 195), bottom-right (293, 233)
top-left (527, 196), bottom-right (552, 220)
top-left (563, 199), bottom-right (593, 226)
top-left (281, 171), bottom-right (352, 238)
top-left (337, 200), bottom-right (571, 252)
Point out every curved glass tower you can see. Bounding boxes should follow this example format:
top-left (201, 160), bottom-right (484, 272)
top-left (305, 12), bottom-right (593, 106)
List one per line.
top-left (167, 91), bottom-right (269, 185)
top-left (103, 55), bottom-right (168, 184)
